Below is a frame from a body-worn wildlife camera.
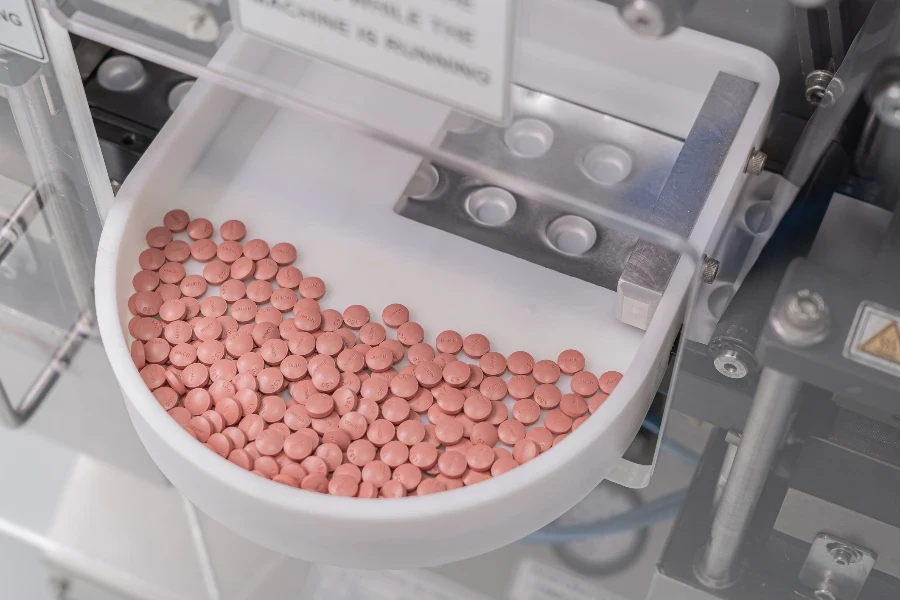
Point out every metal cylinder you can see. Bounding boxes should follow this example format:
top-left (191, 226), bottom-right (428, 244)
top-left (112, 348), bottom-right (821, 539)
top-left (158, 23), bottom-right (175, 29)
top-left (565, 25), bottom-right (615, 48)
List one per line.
top-left (695, 368), bottom-right (802, 588)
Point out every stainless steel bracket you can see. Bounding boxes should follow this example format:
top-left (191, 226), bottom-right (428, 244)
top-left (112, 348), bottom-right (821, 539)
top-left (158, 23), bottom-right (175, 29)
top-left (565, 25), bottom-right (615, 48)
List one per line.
top-left (616, 72), bottom-right (758, 329)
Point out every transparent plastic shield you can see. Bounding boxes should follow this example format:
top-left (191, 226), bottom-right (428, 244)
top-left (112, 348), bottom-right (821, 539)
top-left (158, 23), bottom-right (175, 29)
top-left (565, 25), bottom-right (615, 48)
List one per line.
top-left (0, 11), bottom-right (110, 426)
top-left (41, 0), bottom-right (778, 568)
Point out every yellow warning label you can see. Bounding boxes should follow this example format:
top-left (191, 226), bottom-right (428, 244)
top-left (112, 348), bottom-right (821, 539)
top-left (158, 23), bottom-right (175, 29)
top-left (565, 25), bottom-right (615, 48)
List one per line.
top-left (859, 322), bottom-right (900, 364)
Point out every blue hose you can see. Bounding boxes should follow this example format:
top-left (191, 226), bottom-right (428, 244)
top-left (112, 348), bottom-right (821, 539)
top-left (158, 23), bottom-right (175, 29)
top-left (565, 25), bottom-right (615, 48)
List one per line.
top-left (523, 410), bottom-right (696, 544)
top-left (522, 489), bottom-right (686, 544)
top-left (643, 416), bottom-right (699, 467)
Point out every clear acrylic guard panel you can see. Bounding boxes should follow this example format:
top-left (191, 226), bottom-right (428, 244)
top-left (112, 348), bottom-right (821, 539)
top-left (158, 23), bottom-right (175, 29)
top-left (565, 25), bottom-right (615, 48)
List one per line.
top-left (39, 0), bottom-right (776, 567)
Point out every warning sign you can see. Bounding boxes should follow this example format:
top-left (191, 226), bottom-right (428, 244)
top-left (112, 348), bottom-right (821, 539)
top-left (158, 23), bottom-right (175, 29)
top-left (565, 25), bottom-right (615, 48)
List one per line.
top-left (844, 302), bottom-right (900, 377)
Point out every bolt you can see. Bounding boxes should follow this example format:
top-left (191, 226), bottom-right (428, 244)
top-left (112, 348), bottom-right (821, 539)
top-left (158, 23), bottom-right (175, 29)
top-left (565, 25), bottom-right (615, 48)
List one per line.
top-left (714, 350), bottom-right (749, 379)
top-left (874, 82), bottom-right (900, 129)
top-left (785, 290), bottom-right (827, 327)
top-left (771, 289), bottom-right (831, 348)
top-left (814, 581), bottom-right (838, 600)
top-left (745, 148), bottom-right (767, 175)
top-left (830, 544), bottom-right (858, 566)
top-left (701, 256), bottom-right (720, 283)
top-left (619, 0), bottom-right (668, 37)
top-left (806, 70), bottom-right (840, 107)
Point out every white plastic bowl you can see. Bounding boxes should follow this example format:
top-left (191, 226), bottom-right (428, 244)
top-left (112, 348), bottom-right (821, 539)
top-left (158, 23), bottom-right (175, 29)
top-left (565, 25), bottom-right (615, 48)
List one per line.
top-left (95, 1), bottom-right (776, 568)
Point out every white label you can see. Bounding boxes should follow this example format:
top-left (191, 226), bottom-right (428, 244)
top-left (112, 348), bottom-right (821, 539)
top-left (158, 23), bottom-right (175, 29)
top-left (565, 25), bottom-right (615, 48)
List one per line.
top-left (0, 0), bottom-right (47, 62)
top-left (233, 0), bottom-right (515, 122)
top-left (508, 559), bottom-right (628, 600)
top-left (304, 565), bottom-right (493, 600)
top-left (844, 301), bottom-right (900, 378)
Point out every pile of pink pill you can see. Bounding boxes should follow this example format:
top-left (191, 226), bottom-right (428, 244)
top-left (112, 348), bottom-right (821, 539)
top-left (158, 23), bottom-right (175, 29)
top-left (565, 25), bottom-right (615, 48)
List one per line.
top-left (128, 209), bottom-right (622, 498)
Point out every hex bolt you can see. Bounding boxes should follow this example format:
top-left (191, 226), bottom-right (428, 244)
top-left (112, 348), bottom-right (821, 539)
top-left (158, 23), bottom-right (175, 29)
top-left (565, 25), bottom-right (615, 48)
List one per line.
top-left (830, 544), bottom-right (858, 566)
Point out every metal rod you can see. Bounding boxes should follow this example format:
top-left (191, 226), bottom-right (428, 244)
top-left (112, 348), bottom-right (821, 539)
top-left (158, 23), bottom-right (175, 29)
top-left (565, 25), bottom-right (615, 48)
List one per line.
top-left (0, 311), bottom-right (92, 428)
top-left (695, 368), bottom-right (802, 588)
top-left (0, 186), bottom-right (42, 265)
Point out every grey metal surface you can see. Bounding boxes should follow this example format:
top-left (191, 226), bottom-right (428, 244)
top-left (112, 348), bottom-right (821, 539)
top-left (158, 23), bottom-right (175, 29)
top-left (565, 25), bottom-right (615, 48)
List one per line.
top-left (398, 85), bottom-right (683, 291)
top-left (397, 166), bottom-right (638, 290)
top-left (696, 367), bottom-right (802, 588)
top-left (798, 534), bottom-right (875, 600)
top-left (792, 423), bottom-right (900, 530)
top-left (439, 85), bottom-right (684, 224)
top-left (671, 340), bottom-right (757, 431)
top-left (757, 259), bottom-right (900, 416)
top-left (617, 73), bottom-right (758, 329)
top-left (776, 489), bottom-right (900, 581)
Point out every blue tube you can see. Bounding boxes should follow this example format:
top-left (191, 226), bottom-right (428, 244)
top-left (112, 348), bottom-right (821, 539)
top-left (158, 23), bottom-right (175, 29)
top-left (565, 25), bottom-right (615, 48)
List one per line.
top-left (643, 415), bottom-right (698, 466)
top-left (522, 489), bottom-right (686, 544)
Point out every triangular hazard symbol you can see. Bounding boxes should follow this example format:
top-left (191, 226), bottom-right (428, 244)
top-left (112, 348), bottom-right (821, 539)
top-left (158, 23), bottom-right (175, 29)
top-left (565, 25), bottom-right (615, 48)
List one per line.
top-left (860, 322), bottom-right (900, 364)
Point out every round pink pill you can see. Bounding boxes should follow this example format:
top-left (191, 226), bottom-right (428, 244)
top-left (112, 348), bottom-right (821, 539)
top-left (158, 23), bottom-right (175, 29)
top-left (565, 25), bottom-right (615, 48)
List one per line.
top-left (557, 349), bottom-right (586, 375)
top-left (507, 375), bottom-right (536, 399)
top-left (180, 275), bottom-right (208, 298)
top-left (462, 334), bottom-right (490, 358)
top-left (219, 219), bottom-right (246, 241)
top-left (253, 258), bottom-right (277, 281)
top-left (270, 242), bottom-right (296, 265)
top-left (435, 330), bottom-right (463, 354)
top-left (362, 460), bottom-right (392, 488)
top-left (276, 266), bottom-right (302, 289)
top-left (507, 351), bottom-right (535, 375)
top-left (298, 277), bottom-right (325, 300)
top-left (163, 209), bottom-right (189, 232)
top-left (230, 256), bottom-right (255, 280)
top-left (409, 442), bottom-right (438, 469)
top-left (346, 439), bottom-right (377, 466)
top-left (513, 439), bottom-right (539, 464)
top-left (146, 226), bottom-right (173, 249)
top-left (191, 238), bottom-right (217, 262)
top-left (479, 352), bottom-right (507, 376)
top-left (359, 323), bottom-right (386, 346)
top-left (367, 419), bottom-right (396, 447)
top-left (534, 383), bottom-right (562, 409)
top-left (186, 218), bottom-right (213, 240)
top-left (442, 361), bottom-right (471, 387)
top-left (598, 371), bottom-right (623, 394)
top-left (533, 360), bottom-right (561, 384)
top-left (139, 248), bottom-right (166, 271)
top-left (512, 398), bottom-right (541, 425)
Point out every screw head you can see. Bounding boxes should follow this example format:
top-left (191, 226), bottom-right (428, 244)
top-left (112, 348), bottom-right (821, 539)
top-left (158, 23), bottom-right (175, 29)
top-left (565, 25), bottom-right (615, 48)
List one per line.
top-left (771, 290), bottom-right (831, 347)
top-left (745, 149), bottom-right (767, 175)
top-left (829, 543), bottom-right (860, 566)
top-left (714, 350), bottom-right (749, 379)
top-left (701, 256), bottom-right (720, 284)
top-left (874, 82), bottom-right (900, 129)
top-left (806, 70), bottom-right (842, 107)
top-left (619, 0), bottom-right (667, 37)
top-left (786, 290), bottom-right (827, 326)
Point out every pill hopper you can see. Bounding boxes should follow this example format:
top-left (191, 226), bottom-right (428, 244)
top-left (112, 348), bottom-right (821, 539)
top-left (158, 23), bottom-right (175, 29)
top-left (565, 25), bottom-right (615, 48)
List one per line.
top-left (95, 0), bottom-right (777, 568)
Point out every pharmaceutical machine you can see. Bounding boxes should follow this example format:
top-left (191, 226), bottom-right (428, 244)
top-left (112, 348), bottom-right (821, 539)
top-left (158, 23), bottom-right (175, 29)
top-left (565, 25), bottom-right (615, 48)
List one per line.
top-left (0, 0), bottom-right (898, 598)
